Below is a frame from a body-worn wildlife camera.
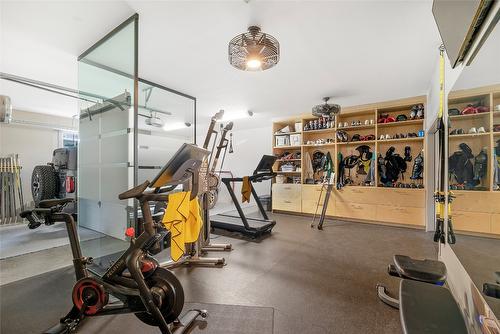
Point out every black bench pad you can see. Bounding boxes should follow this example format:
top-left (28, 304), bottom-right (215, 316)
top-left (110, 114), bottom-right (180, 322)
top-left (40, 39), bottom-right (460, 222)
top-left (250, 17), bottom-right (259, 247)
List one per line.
top-left (400, 279), bottom-right (467, 334)
top-left (394, 255), bottom-right (446, 283)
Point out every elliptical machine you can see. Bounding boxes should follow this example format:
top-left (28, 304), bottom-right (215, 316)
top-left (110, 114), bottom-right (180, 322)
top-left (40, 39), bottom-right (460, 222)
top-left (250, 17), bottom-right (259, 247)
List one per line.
top-left (20, 143), bottom-right (209, 334)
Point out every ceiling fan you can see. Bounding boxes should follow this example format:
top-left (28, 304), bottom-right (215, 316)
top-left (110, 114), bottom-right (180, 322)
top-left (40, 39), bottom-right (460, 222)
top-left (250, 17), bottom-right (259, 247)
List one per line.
top-left (312, 97), bottom-right (341, 118)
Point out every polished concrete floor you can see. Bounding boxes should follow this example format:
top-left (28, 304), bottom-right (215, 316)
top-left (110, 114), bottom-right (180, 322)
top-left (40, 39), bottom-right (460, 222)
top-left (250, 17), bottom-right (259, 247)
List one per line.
top-left (1, 213), bottom-right (438, 333)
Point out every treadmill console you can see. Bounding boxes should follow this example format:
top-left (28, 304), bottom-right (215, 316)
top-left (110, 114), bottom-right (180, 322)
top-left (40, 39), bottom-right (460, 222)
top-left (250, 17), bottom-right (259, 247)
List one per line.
top-left (253, 155), bottom-right (278, 175)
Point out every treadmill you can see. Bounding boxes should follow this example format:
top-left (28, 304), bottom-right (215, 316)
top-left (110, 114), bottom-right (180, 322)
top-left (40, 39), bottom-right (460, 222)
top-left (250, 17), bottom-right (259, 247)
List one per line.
top-left (211, 155), bottom-right (277, 238)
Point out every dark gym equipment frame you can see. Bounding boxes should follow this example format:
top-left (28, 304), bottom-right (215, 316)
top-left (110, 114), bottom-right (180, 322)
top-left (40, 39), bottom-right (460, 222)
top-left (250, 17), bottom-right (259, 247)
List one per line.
top-left (20, 144), bottom-right (210, 334)
top-left (211, 155), bottom-right (277, 238)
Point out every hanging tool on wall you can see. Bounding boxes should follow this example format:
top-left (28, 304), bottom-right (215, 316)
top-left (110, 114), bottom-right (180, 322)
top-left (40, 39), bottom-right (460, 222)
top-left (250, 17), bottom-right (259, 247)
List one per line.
top-left (0, 154), bottom-right (24, 225)
top-left (434, 45), bottom-right (456, 244)
top-left (228, 133), bottom-right (234, 153)
top-left (311, 152), bottom-right (334, 230)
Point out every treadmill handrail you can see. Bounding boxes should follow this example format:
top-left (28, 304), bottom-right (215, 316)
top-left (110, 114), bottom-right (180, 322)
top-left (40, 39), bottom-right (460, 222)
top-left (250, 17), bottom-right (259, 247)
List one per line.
top-left (222, 172), bottom-right (277, 183)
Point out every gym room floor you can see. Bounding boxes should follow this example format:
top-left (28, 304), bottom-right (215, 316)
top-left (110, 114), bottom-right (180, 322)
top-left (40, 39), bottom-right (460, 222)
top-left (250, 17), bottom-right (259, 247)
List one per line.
top-left (0, 212), bottom-right (437, 334)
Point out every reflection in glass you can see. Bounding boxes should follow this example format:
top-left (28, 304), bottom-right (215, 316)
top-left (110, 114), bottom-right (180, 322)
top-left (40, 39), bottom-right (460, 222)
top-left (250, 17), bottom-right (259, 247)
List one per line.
top-left (446, 23), bottom-right (500, 320)
top-left (137, 80), bottom-right (195, 184)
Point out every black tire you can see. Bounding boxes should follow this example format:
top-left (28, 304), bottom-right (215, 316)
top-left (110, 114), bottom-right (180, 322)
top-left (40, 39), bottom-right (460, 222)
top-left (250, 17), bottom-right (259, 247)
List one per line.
top-left (31, 165), bottom-right (57, 205)
top-left (135, 268), bottom-right (185, 326)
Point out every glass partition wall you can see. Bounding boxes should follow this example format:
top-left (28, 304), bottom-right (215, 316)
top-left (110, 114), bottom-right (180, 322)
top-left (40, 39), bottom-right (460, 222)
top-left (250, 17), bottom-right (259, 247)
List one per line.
top-left (77, 15), bottom-right (196, 265)
top-left (77, 15), bottom-right (138, 261)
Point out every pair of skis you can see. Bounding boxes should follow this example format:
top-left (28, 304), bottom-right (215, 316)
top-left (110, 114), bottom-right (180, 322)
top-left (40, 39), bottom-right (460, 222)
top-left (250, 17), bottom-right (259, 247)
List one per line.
top-left (0, 154), bottom-right (24, 224)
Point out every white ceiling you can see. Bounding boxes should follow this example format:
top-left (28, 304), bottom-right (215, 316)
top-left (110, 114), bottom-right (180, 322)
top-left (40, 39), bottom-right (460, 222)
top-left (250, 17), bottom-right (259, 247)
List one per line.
top-left (1, 1), bottom-right (442, 128)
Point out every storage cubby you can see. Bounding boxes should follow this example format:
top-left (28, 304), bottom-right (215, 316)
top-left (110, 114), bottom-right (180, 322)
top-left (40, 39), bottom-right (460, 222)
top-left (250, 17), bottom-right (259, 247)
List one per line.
top-left (449, 134), bottom-right (490, 191)
top-left (302, 129), bottom-right (335, 145)
top-left (273, 146), bottom-right (302, 184)
top-left (336, 110), bottom-right (375, 129)
top-left (273, 119), bottom-right (302, 148)
top-left (337, 143), bottom-right (376, 187)
top-left (448, 94), bottom-right (490, 113)
top-left (493, 111), bottom-right (500, 134)
top-left (377, 119), bottom-right (424, 141)
top-left (377, 104), bottom-right (424, 122)
top-left (302, 145), bottom-right (335, 184)
top-left (377, 139), bottom-right (424, 188)
top-left (449, 113), bottom-right (490, 136)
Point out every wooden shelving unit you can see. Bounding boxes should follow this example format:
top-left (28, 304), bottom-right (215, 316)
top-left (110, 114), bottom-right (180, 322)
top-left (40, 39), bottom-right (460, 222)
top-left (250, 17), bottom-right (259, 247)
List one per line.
top-left (377, 119), bottom-right (423, 127)
top-left (337, 140), bottom-right (376, 145)
top-left (449, 132), bottom-right (490, 139)
top-left (302, 143), bottom-right (335, 148)
top-left (337, 124), bottom-right (375, 131)
top-left (302, 128), bottom-right (334, 134)
top-left (271, 95), bottom-right (427, 228)
top-left (378, 137), bottom-right (424, 143)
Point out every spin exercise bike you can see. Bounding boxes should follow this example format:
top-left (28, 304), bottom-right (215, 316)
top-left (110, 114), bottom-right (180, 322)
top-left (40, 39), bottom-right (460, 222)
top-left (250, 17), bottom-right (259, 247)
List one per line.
top-left (20, 143), bottom-right (209, 334)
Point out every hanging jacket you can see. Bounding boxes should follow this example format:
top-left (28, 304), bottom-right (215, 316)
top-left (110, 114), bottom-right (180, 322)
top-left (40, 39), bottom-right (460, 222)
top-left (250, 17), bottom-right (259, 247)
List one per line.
top-left (162, 191), bottom-right (202, 262)
top-left (304, 151), bottom-right (314, 183)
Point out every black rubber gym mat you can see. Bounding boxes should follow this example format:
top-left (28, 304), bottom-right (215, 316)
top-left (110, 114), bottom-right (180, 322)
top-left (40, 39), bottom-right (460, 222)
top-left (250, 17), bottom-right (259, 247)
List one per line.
top-left (0, 266), bottom-right (274, 334)
top-left (77, 303), bottom-right (274, 333)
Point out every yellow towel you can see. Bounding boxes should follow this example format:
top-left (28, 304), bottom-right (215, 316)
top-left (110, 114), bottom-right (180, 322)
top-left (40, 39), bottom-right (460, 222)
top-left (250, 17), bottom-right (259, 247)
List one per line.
top-left (241, 176), bottom-right (252, 203)
top-left (162, 191), bottom-right (202, 262)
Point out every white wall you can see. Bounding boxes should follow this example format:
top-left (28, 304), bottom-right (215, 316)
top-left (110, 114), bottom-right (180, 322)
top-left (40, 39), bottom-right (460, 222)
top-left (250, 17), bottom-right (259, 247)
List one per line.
top-left (0, 110), bottom-right (76, 207)
top-left (197, 122), bottom-right (272, 212)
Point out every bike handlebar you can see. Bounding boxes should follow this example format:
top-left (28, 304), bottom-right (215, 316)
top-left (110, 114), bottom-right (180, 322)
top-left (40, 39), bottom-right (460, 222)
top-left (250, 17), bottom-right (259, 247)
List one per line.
top-left (20, 204), bottom-right (71, 229)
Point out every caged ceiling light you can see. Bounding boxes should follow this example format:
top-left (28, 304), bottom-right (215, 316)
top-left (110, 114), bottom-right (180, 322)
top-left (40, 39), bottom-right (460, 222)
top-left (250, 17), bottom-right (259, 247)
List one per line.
top-left (228, 26), bottom-right (280, 71)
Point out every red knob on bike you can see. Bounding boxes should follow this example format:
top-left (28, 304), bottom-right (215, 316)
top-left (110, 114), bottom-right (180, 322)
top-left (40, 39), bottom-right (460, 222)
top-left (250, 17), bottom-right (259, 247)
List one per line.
top-left (125, 227), bottom-right (135, 238)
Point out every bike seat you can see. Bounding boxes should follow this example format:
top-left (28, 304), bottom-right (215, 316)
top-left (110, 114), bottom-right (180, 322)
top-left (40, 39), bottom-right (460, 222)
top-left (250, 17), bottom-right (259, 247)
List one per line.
top-left (394, 255), bottom-right (447, 284)
top-left (118, 180), bottom-right (150, 200)
top-left (38, 198), bottom-right (75, 208)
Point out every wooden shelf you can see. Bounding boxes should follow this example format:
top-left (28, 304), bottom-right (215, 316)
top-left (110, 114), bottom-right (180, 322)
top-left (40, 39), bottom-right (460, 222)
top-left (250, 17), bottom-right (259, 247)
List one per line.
top-left (276, 159), bottom-right (301, 162)
top-left (493, 132), bottom-right (500, 136)
top-left (449, 132), bottom-right (490, 139)
top-left (302, 128), bottom-right (334, 134)
top-left (302, 143), bottom-right (335, 148)
top-left (377, 119), bottom-right (423, 128)
top-left (273, 145), bottom-right (301, 149)
top-left (337, 140), bottom-right (376, 145)
top-left (337, 124), bottom-right (375, 131)
top-left (276, 171), bottom-right (301, 174)
top-left (274, 131), bottom-right (302, 136)
top-left (377, 137), bottom-right (424, 144)
top-left (449, 112), bottom-right (490, 120)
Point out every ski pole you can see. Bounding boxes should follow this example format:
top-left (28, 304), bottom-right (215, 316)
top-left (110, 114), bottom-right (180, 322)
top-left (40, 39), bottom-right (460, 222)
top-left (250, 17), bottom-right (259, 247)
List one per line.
top-left (16, 154), bottom-right (24, 211)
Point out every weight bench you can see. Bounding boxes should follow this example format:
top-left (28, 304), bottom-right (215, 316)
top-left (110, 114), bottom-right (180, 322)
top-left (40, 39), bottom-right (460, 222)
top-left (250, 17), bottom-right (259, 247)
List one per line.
top-left (377, 255), bottom-right (447, 309)
top-left (400, 279), bottom-right (467, 334)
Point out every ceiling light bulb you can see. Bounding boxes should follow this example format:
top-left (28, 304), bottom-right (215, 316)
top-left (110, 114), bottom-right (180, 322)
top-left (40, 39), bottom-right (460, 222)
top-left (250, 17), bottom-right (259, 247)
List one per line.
top-left (246, 58), bottom-right (262, 69)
